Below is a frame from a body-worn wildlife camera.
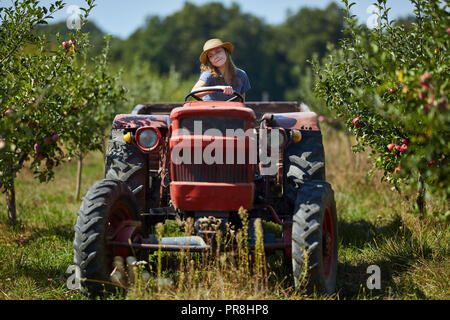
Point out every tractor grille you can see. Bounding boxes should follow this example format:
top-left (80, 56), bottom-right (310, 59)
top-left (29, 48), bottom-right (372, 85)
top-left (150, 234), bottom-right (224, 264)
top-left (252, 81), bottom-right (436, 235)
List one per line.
top-left (172, 163), bottom-right (254, 183)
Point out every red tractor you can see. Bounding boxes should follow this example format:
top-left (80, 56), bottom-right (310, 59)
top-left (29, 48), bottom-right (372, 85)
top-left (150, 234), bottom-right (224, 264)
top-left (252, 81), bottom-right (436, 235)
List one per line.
top-left (73, 87), bottom-right (338, 295)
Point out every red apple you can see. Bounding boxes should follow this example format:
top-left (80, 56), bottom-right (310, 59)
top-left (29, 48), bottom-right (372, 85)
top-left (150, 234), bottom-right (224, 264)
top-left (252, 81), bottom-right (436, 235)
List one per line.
top-left (33, 143), bottom-right (41, 153)
top-left (402, 138), bottom-right (410, 146)
top-left (62, 41), bottom-right (67, 48)
top-left (420, 73), bottom-right (432, 90)
top-left (420, 73), bottom-right (431, 83)
top-left (4, 109), bottom-right (15, 117)
top-left (387, 144), bottom-right (395, 152)
top-left (395, 145), bottom-right (402, 151)
top-left (44, 136), bottom-right (53, 145)
top-left (438, 96), bottom-right (448, 111)
top-left (389, 88), bottom-right (396, 93)
top-left (428, 159), bottom-right (436, 167)
top-left (418, 91), bottom-right (427, 100)
top-left (352, 117), bottom-right (360, 128)
top-left (421, 83), bottom-right (432, 91)
top-left (51, 134), bottom-right (59, 142)
top-left (400, 144), bottom-right (408, 152)
top-left (394, 167), bottom-right (402, 174)
top-left (27, 121), bottom-right (36, 129)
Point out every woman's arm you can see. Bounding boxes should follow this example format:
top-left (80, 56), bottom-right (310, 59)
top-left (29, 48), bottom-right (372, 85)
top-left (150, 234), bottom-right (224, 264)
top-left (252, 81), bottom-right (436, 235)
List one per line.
top-left (191, 79), bottom-right (209, 97)
top-left (191, 80), bottom-right (233, 97)
top-left (192, 79), bottom-right (206, 92)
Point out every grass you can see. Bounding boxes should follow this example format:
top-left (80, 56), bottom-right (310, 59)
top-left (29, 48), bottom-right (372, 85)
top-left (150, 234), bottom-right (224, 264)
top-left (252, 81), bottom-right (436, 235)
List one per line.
top-left (0, 126), bottom-right (448, 300)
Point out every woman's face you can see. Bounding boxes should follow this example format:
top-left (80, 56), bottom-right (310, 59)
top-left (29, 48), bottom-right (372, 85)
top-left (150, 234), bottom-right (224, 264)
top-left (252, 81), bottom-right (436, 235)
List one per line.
top-left (207, 47), bottom-right (227, 68)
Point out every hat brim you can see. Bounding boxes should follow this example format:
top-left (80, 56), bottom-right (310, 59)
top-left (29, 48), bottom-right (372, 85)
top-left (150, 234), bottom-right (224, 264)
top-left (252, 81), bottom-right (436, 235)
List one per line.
top-left (199, 42), bottom-right (234, 64)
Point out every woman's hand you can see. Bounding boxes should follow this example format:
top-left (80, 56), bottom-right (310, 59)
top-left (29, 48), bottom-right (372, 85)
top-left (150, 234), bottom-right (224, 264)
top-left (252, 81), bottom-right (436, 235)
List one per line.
top-left (222, 86), bottom-right (233, 95)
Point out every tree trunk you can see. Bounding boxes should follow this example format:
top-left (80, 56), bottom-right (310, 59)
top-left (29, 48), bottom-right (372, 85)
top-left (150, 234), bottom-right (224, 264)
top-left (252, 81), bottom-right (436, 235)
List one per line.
top-left (416, 174), bottom-right (426, 218)
top-left (6, 179), bottom-right (16, 224)
top-left (345, 133), bottom-right (359, 169)
top-left (75, 154), bottom-right (83, 200)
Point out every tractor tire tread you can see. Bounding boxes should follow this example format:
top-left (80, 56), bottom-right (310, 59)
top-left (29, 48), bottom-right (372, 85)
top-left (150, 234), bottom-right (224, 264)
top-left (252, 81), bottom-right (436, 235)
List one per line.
top-left (291, 180), bottom-right (338, 295)
top-left (73, 179), bottom-right (139, 295)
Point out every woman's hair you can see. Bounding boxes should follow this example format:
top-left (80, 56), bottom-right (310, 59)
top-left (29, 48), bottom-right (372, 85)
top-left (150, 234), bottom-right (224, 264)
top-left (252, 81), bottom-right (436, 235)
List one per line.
top-left (200, 48), bottom-right (239, 87)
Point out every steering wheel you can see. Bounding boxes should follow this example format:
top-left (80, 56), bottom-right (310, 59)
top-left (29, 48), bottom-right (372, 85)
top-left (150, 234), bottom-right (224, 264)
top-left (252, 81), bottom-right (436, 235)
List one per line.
top-left (184, 86), bottom-right (244, 102)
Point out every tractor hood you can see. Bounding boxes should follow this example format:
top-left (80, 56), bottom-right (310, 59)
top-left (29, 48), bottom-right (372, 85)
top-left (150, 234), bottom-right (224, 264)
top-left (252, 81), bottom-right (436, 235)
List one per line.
top-left (170, 101), bottom-right (256, 123)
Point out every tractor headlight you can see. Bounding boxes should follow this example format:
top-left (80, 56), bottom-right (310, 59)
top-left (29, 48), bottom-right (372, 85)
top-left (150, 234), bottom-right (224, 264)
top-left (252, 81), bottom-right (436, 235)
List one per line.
top-left (136, 127), bottom-right (161, 152)
top-left (139, 130), bottom-right (158, 148)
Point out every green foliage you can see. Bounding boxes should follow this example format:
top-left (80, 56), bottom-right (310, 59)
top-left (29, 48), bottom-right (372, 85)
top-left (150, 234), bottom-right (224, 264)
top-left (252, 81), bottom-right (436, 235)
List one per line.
top-left (35, 1), bottom-right (347, 110)
top-left (119, 57), bottom-right (194, 109)
top-left (107, 2), bottom-right (345, 102)
top-left (35, 20), bottom-right (109, 57)
top-left (61, 35), bottom-right (126, 157)
top-left (313, 0), bottom-right (449, 216)
top-left (0, 0), bottom-right (125, 195)
top-left (2, 131), bottom-right (449, 300)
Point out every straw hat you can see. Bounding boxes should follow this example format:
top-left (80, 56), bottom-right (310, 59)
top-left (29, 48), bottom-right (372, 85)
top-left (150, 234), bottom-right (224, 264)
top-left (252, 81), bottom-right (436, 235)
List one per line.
top-left (199, 38), bottom-right (234, 64)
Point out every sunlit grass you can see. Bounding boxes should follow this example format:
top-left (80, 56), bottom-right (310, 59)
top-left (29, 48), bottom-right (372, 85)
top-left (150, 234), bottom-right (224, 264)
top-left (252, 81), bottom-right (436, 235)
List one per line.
top-left (0, 127), bottom-right (448, 300)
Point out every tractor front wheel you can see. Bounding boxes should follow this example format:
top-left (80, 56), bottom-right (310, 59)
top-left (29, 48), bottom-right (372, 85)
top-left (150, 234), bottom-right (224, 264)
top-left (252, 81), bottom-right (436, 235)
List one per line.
top-left (73, 179), bottom-right (141, 295)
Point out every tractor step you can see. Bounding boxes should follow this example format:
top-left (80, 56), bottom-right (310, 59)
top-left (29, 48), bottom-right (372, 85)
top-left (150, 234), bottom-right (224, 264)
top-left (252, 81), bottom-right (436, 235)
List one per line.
top-left (145, 235), bottom-right (208, 247)
top-left (108, 236), bottom-right (290, 253)
top-left (109, 236), bottom-right (210, 252)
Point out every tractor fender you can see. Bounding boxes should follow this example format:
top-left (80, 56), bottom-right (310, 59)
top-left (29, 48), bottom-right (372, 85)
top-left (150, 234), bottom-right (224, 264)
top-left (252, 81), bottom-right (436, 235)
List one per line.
top-left (268, 112), bottom-right (320, 132)
top-left (112, 114), bottom-right (170, 129)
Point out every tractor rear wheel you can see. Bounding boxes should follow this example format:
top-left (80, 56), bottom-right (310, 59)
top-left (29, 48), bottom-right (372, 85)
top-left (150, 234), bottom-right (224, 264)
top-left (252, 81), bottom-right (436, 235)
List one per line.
top-left (284, 131), bottom-right (326, 204)
top-left (291, 180), bottom-right (338, 295)
top-left (73, 179), bottom-right (141, 295)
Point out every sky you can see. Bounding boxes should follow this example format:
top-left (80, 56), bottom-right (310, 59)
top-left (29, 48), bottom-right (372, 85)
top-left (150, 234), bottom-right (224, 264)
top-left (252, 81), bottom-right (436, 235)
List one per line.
top-left (30, 0), bottom-right (416, 39)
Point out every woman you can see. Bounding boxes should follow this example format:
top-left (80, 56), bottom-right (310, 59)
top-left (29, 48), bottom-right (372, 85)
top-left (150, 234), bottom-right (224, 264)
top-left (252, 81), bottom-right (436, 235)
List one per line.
top-left (191, 38), bottom-right (251, 101)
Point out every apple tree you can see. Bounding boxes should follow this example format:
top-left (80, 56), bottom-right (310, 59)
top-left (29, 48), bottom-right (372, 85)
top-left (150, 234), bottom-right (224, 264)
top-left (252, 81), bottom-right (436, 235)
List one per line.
top-left (62, 36), bottom-right (126, 199)
top-left (313, 0), bottom-right (449, 219)
top-left (0, 0), bottom-right (125, 223)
